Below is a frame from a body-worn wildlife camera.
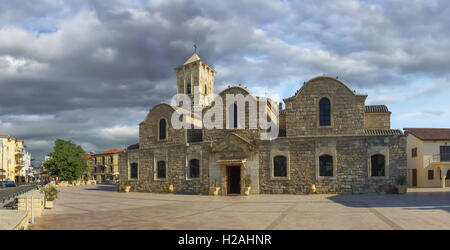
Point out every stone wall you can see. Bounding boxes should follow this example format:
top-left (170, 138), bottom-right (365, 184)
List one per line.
top-left (364, 112), bottom-right (391, 130)
top-left (258, 135), bottom-right (407, 194)
top-left (284, 77), bottom-right (367, 137)
top-left (140, 103), bottom-right (187, 150)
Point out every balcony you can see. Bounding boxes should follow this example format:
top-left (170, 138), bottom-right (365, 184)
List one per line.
top-left (431, 153), bottom-right (450, 189)
top-left (431, 154), bottom-right (450, 163)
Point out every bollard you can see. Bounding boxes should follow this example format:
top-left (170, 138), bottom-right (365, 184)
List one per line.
top-left (31, 196), bottom-right (34, 224)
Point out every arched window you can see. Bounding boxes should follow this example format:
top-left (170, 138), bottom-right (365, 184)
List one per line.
top-left (130, 163), bottom-right (138, 179)
top-left (319, 155), bottom-right (333, 177)
top-left (186, 79), bottom-right (191, 94)
top-left (371, 154), bottom-right (385, 176)
top-left (229, 103), bottom-right (238, 129)
top-left (159, 118), bottom-right (167, 140)
top-left (319, 98), bottom-right (331, 126)
top-left (157, 161), bottom-right (166, 179)
top-left (189, 159), bottom-right (200, 178)
top-left (274, 156), bottom-right (287, 177)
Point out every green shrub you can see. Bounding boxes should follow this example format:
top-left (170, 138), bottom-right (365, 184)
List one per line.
top-left (243, 175), bottom-right (251, 187)
top-left (212, 179), bottom-right (221, 188)
top-left (397, 175), bottom-right (407, 186)
top-left (121, 179), bottom-right (132, 186)
top-left (41, 185), bottom-right (58, 201)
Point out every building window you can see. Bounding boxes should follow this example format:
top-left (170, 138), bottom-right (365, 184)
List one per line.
top-left (229, 103), bottom-right (238, 129)
top-left (204, 85), bottom-right (207, 94)
top-left (130, 163), bottom-right (138, 179)
top-left (187, 83), bottom-right (191, 94)
top-left (157, 161), bottom-right (166, 179)
top-left (319, 98), bottom-right (331, 126)
top-left (273, 156), bottom-right (287, 177)
top-left (412, 148), bottom-right (417, 158)
top-left (159, 118), bottom-right (167, 140)
top-left (110, 156), bottom-right (113, 163)
top-left (102, 157), bottom-right (105, 164)
top-left (371, 154), bottom-right (385, 177)
top-left (428, 170), bottom-right (434, 180)
top-left (189, 159), bottom-right (200, 178)
top-left (319, 155), bottom-right (333, 177)
top-left (440, 146), bottom-right (450, 161)
top-left (110, 166), bottom-right (113, 172)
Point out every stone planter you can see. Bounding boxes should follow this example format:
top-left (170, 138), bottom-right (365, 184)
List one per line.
top-left (242, 187), bottom-right (251, 196)
top-left (210, 187), bottom-right (221, 196)
top-left (169, 184), bottom-right (174, 193)
top-left (310, 184), bottom-right (317, 194)
top-left (45, 200), bottom-right (54, 209)
top-left (124, 186), bottom-right (131, 193)
top-left (397, 185), bottom-right (407, 194)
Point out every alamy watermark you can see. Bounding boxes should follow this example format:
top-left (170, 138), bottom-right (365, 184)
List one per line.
top-left (170, 86), bottom-right (279, 140)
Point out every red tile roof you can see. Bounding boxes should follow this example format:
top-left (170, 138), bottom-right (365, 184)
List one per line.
top-left (86, 149), bottom-right (124, 158)
top-left (404, 128), bottom-right (450, 141)
top-left (97, 149), bottom-right (124, 155)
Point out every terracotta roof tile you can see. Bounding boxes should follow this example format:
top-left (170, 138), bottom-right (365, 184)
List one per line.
top-left (365, 129), bottom-right (403, 136)
top-left (404, 128), bottom-right (450, 141)
top-left (365, 105), bottom-right (389, 113)
top-left (93, 149), bottom-right (124, 155)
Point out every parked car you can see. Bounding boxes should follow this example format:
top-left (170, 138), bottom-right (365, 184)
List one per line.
top-left (0, 181), bottom-right (17, 187)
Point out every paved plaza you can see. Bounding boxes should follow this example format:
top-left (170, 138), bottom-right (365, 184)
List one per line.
top-left (33, 185), bottom-right (450, 230)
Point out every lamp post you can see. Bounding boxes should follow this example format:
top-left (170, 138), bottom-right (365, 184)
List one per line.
top-left (1, 140), bottom-right (3, 181)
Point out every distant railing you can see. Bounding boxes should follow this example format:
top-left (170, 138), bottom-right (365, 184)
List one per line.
top-left (0, 185), bottom-right (38, 205)
top-left (432, 154), bottom-right (450, 162)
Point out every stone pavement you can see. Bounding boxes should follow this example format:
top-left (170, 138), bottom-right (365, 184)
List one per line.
top-left (33, 185), bottom-right (450, 230)
top-left (0, 209), bottom-right (27, 230)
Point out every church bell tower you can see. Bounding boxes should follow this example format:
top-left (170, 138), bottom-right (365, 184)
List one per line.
top-left (174, 52), bottom-right (215, 109)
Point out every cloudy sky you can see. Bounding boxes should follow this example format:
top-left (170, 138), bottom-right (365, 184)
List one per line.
top-left (1, 0), bottom-right (450, 163)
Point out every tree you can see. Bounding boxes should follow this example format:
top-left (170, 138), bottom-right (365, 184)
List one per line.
top-left (44, 139), bottom-right (88, 181)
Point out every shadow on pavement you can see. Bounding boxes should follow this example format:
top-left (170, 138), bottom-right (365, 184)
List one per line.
top-left (327, 191), bottom-right (450, 213)
top-left (85, 184), bottom-right (117, 192)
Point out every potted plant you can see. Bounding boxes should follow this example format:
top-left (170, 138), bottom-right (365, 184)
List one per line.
top-left (122, 180), bottom-right (132, 193)
top-left (41, 185), bottom-right (58, 209)
top-left (210, 180), bottom-right (221, 196)
top-left (396, 175), bottom-right (407, 194)
top-left (242, 175), bottom-right (252, 196)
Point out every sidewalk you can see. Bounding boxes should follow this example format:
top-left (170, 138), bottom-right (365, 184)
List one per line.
top-left (0, 209), bottom-right (28, 230)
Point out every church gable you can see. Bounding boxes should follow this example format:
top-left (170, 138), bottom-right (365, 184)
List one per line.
top-left (212, 132), bottom-right (255, 155)
top-left (284, 76), bottom-right (367, 136)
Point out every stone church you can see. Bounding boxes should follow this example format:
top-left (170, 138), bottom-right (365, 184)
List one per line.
top-left (118, 53), bottom-right (407, 195)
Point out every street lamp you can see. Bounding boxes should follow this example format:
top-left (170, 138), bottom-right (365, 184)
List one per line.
top-left (0, 140), bottom-right (3, 182)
